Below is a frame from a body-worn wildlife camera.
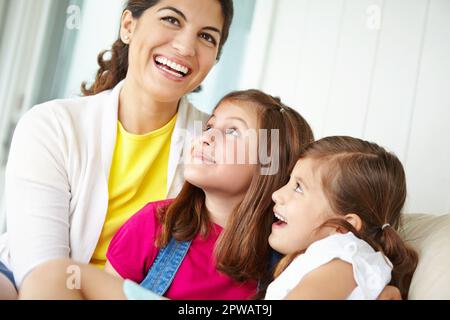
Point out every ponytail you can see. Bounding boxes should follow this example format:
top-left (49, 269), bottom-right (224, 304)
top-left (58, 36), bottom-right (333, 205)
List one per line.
top-left (81, 39), bottom-right (129, 96)
top-left (378, 226), bottom-right (418, 299)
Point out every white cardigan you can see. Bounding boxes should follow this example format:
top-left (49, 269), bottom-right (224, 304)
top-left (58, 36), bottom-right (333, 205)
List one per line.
top-left (0, 81), bottom-right (209, 287)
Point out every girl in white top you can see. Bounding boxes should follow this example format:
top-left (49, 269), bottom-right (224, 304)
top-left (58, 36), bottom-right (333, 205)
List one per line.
top-left (265, 136), bottom-right (419, 300)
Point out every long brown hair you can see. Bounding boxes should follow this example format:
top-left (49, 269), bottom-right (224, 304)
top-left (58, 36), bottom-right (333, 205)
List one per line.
top-left (156, 89), bottom-right (314, 285)
top-left (274, 136), bottom-right (418, 299)
top-left (81, 0), bottom-right (234, 96)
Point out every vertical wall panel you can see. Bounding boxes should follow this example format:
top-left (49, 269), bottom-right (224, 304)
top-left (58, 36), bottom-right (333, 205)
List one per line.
top-left (239, 0), bottom-right (277, 89)
top-left (322, 0), bottom-right (382, 138)
top-left (292, 0), bottom-right (346, 136)
top-left (254, 0), bottom-right (450, 214)
top-left (363, 0), bottom-right (430, 163)
top-left (404, 0), bottom-right (450, 215)
top-left (260, 0), bottom-right (346, 135)
top-left (260, 0), bottom-right (311, 104)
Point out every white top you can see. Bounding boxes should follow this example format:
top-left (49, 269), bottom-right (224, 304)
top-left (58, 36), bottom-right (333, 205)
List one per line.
top-left (0, 81), bottom-right (209, 287)
top-left (265, 232), bottom-right (393, 300)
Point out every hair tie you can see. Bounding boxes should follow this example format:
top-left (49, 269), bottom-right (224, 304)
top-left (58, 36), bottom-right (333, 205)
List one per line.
top-left (280, 107), bottom-right (286, 113)
top-left (381, 223), bottom-right (391, 231)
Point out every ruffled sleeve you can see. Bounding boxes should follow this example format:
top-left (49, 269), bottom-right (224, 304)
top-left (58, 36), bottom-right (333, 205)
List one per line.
top-left (305, 232), bottom-right (393, 299)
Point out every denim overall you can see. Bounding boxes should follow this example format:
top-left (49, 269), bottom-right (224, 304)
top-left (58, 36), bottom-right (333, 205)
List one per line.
top-left (140, 238), bottom-right (192, 295)
top-left (140, 237), bottom-right (282, 296)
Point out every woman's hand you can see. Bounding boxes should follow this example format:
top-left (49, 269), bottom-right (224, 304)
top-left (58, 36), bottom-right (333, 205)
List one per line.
top-left (0, 274), bottom-right (17, 300)
top-left (377, 285), bottom-right (402, 300)
top-left (19, 259), bottom-right (127, 300)
top-left (104, 260), bottom-right (123, 279)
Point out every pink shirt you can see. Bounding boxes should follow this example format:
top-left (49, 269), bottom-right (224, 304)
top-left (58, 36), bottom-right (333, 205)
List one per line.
top-left (107, 199), bottom-right (257, 300)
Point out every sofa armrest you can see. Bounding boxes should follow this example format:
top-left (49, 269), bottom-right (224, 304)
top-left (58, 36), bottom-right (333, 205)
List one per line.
top-left (400, 213), bottom-right (450, 299)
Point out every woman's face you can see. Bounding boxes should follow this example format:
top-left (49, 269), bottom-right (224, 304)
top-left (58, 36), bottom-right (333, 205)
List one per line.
top-left (122, 0), bottom-right (223, 103)
top-left (184, 101), bottom-right (259, 197)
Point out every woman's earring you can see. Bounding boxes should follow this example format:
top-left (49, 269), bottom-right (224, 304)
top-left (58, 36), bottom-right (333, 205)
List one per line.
top-left (123, 34), bottom-right (130, 42)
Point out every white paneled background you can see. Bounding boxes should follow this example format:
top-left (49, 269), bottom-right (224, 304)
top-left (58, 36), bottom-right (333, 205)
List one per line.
top-left (0, 0), bottom-right (449, 233)
top-left (241, 0), bottom-right (450, 215)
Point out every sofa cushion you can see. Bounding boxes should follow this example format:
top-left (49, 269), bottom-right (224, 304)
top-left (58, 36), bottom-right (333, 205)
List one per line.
top-left (400, 213), bottom-right (450, 300)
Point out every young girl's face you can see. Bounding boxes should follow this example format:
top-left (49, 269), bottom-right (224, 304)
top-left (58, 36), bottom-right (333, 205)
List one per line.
top-left (184, 101), bottom-right (259, 196)
top-left (269, 158), bottom-right (336, 255)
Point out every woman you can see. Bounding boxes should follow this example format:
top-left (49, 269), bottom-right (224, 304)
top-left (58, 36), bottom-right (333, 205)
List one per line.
top-left (0, 0), bottom-right (234, 298)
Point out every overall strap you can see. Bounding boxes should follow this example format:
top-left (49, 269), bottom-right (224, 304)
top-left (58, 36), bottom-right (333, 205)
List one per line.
top-left (140, 237), bottom-right (192, 296)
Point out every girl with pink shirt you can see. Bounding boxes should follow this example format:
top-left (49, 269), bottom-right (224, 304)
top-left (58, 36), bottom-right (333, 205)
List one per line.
top-left (19, 90), bottom-right (315, 299)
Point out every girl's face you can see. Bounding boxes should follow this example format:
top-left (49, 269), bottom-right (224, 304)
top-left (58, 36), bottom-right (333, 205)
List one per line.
top-left (269, 158), bottom-right (336, 255)
top-left (184, 101), bottom-right (258, 197)
top-left (123, 0), bottom-right (223, 103)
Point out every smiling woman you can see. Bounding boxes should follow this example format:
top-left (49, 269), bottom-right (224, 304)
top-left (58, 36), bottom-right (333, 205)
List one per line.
top-left (109, 1), bottom-right (226, 111)
top-left (0, 0), bottom-right (234, 297)
top-left (82, 0), bottom-right (233, 102)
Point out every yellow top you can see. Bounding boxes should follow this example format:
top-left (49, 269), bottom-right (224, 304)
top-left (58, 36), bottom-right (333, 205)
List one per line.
top-left (90, 115), bottom-right (177, 268)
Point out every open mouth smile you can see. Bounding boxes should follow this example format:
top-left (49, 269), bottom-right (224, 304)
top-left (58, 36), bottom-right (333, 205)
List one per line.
top-left (154, 55), bottom-right (192, 79)
top-left (273, 211), bottom-right (288, 227)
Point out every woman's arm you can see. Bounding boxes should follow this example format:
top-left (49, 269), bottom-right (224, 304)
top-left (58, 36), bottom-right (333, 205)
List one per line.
top-left (19, 258), bottom-right (167, 300)
top-left (0, 273), bottom-right (17, 300)
top-left (19, 259), bottom-right (127, 300)
top-left (377, 285), bottom-right (402, 300)
top-left (284, 259), bottom-right (356, 300)
top-left (6, 107), bottom-right (71, 287)
top-left (104, 260), bottom-right (123, 278)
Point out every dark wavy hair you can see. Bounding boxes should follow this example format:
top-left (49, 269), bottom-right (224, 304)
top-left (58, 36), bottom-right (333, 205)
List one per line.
top-left (81, 0), bottom-right (234, 96)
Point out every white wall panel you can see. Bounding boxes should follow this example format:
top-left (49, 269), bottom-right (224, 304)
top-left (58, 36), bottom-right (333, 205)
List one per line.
top-left (322, 0), bottom-right (383, 138)
top-left (404, 0), bottom-right (450, 215)
top-left (252, 0), bottom-right (450, 214)
top-left (363, 0), bottom-right (430, 163)
top-left (260, 0), bottom-right (311, 104)
top-left (291, 0), bottom-right (346, 136)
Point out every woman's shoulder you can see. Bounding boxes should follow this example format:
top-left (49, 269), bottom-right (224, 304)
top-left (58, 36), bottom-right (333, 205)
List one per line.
top-left (13, 88), bottom-right (119, 143)
top-left (36, 90), bottom-right (114, 117)
top-left (17, 95), bottom-right (96, 128)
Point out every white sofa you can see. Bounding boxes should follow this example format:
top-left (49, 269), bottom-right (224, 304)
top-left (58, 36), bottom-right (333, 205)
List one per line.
top-left (401, 213), bottom-right (450, 299)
